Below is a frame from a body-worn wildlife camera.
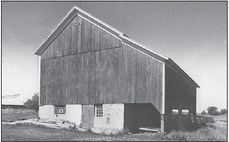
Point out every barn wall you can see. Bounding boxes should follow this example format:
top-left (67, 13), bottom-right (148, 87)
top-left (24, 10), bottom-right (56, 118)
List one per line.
top-left (40, 15), bottom-right (163, 112)
top-left (164, 65), bottom-right (196, 131)
top-left (40, 46), bottom-right (163, 111)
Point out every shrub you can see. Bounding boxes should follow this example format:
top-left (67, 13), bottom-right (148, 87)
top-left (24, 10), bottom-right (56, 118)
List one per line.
top-left (24, 93), bottom-right (39, 112)
top-left (207, 106), bottom-right (219, 115)
top-left (201, 110), bottom-right (207, 115)
top-left (219, 109), bottom-right (227, 115)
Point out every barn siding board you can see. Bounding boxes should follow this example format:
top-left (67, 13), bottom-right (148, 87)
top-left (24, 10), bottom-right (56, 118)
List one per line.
top-left (81, 18), bottom-right (90, 53)
top-left (88, 52), bottom-right (96, 103)
top-left (40, 60), bottom-right (44, 105)
top-left (119, 46), bottom-right (128, 102)
top-left (95, 51), bottom-right (100, 103)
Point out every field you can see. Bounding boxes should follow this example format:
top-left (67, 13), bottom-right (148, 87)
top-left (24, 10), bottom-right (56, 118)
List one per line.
top-left (2, 108), bottom-right (37, 122)
top-left (1, 111), bottom-right (227, 141)
top-left (2, 112), bottom-right (37, 122)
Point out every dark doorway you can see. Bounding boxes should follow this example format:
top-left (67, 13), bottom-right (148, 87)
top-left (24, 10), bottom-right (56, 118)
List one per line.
top-left (124, 103), bottom-right (160, 133)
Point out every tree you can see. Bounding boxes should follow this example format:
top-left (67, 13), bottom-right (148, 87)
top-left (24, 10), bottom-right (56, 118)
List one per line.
top-left (220, 109), bottom-right (227, 115)
top-left (207, 106), bottom-right (218, 115)
top-left (24, 93), bottom-right (39, 112)
top-left (201, 110), bottom-right (207, 115)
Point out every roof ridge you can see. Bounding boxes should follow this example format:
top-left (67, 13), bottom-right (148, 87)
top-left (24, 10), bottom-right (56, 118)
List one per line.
top-left (73, 6), bottom-right (124, 36)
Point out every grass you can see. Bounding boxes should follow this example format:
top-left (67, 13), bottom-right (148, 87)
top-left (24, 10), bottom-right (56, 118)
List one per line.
top-left (1, 112), bottom-right (227, 141)
top-left (2, 123), bottom-right (162, 141)
top-left (157, 123), bottom-right (227, 141)
top-left (2, 112), bottom-right (37, 122)
top-left (2, 122), bottom-right (227, 141)
top-left (213, 113), bottom-right (227, 122)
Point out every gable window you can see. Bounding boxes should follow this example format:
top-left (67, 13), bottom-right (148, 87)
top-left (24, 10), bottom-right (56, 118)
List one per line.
top-left (95, 104), bottom-right (103, 117)
top-left (172, 109), bottom-right (179, 114)
top-left (54, 105), bottom-right (66, 114)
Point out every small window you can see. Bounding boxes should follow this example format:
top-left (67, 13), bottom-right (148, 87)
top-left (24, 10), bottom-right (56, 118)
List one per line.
top-left (95, 104), bottom-right (103, 117)
top-left (172, 109), bottom-right (179, 114)
top-left (54, 106), bottom-right (66, 114)
top-left (182, 109), bottom-right (189, 115)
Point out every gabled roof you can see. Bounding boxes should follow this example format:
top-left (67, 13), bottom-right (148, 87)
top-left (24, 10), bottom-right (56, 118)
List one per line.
top-left (34, 6), bottom-right (199, 88)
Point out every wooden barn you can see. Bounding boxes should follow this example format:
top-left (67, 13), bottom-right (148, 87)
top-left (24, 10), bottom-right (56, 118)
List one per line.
top-left (34, 6), bottom-right (199, 133)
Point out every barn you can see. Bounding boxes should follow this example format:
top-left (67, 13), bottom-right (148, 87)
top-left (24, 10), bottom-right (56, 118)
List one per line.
top-left (34, 6), bottom-right (199, 133)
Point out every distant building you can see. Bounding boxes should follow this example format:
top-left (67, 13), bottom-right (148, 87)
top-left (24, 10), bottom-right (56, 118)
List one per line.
top-left (2, 104), bottom-right (26, 109)
top-left (34, 6), bottom-right (199, 133)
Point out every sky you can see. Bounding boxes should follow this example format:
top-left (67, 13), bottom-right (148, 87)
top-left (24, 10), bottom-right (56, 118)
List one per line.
top-left (2, 2), bottom-right (227, 112)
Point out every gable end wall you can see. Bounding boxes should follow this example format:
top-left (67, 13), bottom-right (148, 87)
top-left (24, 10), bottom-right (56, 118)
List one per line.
top-left (40, 14), bottom-right (164, 113)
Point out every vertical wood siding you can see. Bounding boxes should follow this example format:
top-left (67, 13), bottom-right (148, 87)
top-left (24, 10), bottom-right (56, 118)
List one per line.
top-left (164, 65), bottom-right (196, 114)
top-left (40, 15), bottom-right (163, 112)
top-left (41, 16), bottom-right (121, 60)
top-left (164, 65), bottom-right (196, 132)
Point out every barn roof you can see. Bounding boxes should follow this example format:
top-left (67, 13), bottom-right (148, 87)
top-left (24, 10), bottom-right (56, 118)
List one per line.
top-left (34, 6), bottom-right (199, 88)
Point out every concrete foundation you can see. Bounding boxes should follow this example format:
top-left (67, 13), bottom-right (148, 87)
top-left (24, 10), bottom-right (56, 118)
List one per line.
top-left (39, 104), bottom-right (82, 126)
top-left (66, 105), bottom-right (82, 125)
top-left (94, 104), bottom-right (124, 130)
top-left (39, 105), bottom-right (55, 119)
top-left (39, 103), bottom-right (163, 133)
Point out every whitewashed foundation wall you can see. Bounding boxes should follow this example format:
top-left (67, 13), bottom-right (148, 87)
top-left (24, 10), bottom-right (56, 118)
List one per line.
top-left (39, 104), bottom-right (124, 131)
top-left (39, 104), bottom-right (82, 126)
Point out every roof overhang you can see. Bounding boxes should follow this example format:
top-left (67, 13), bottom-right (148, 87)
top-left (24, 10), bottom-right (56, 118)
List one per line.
top-left (166, 58), bottom-right (200, 88)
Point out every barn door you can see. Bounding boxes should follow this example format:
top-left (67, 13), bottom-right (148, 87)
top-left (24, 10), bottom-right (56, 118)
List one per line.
top-left (81, 105), bottom-right (94, 129)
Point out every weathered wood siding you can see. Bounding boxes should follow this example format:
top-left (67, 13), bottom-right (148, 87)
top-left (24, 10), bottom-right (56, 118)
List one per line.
top-left (40, 15), bottom-right (163, 112)
top-left (41, 15), bottom-right (121, 60)
top-left (164, 65), bottom-right (196, 114)
top-left (164, 65), bottom-right (196, 131)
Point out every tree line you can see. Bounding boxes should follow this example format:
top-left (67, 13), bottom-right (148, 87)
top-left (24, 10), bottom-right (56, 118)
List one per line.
top-left (201, 106), bottom-right (227, 115)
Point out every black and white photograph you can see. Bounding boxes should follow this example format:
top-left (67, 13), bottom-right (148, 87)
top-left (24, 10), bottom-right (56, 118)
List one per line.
top-left (1, 1), bottom-right (227, 141)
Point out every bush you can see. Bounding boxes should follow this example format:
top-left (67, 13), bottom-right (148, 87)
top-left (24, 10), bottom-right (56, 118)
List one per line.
top-left (219, 109), bottom-right (227, 115)
top-left (24, 93), bottom-right (39, 112)
top-left (201, 110), bottom-right (207, 115)
top-left (207, 106), bottom-right (219, 115)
